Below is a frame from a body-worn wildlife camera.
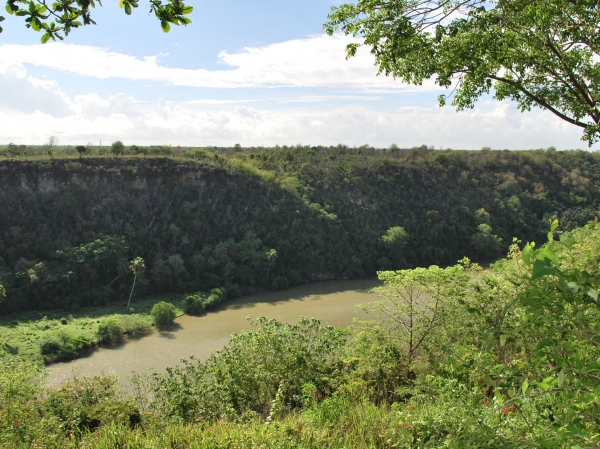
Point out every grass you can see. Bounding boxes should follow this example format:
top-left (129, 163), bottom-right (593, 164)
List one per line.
top-left (0, 293), bottom-right (186, 365)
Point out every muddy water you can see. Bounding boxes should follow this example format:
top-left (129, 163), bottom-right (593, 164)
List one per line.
top-left (46, 278), bottom-right (381, 388)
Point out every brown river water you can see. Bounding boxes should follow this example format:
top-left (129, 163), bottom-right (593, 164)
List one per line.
top-left (46, 278), bottom-right (381, 389)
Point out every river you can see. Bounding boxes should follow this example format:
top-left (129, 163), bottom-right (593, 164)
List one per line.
top-left (46, 278), bottom-right (381, 389)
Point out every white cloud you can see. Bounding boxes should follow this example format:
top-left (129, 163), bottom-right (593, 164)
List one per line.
top-left (0, 62), bottom-right (592, 149)
top-left (0, 95), bottom-right (590, 149)
top-left (0, 35), bottom-right (438, 90)
top-left (0, 62), bottom-right (72, 116)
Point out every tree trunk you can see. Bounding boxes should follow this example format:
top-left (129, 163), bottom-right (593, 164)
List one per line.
top-left (127, 274), bottom-right (137, 310)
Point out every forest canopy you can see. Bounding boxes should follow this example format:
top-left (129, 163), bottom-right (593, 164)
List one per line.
top-left (0, 146), bottom-right (598, 314)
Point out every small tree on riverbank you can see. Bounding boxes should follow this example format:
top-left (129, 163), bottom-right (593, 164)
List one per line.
top-left (127, 257), bottom-right (145, 311)
top-left (151, 301), bottom-right (176, 327)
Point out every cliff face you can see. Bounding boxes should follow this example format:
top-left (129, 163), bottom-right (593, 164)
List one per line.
top-left (0, 150), bottom-right (598, 313)
top-left (0, 158), bottom-right (353, 312)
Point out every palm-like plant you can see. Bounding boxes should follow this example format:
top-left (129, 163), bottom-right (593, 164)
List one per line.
top-left (127, 257), bottom-right (146, 311)
top-left (265, 249), bottom-right (277, 282)
top-left (108, 260), bottom-right (129, 286)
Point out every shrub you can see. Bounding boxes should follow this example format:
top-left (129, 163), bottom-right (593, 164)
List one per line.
top-left (271, 276), bottom-right (289, 290)
top-left (87, 400), bottom-right (141, 430)
top-left (39, 334), bottom-right (92, 361)
top-left (150, 317), bottom-right (349, 422)
top-left (287, 270), bottom-right (301, 286)
top-left (44, 375), bottom-right (119, 436)
top-left (120, 315), bottom-right (151, 337)
top-left (151, 301), bottom-right (176, 327)
top-left (97, 320), bottom-right (124, 343)
top-left (183, 294), bottom-right (205, 315)
top-left (39, 336), bottom-right (61, 356)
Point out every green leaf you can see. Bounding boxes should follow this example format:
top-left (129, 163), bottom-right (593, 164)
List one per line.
top-left (537, 382), bottom-right (551, 391)
top-left (522, 242), bottom-right (535, 265)
top-left (124, 3), bottom-right (132, 15)
top-left (41, 32), bottom-right (51, 43)
top-left (161, 21), bottom-right (170, 32)
top-left (558, 370), bottom-right (565, 387)
top-left (566, 282), bottom-right (580, 294)
top-left (521, 378), bottom-right (529, 395)
top-left (531, 259), bottom-right (558, 279)
top-left (31, 17), bottom-right (41, 31)
top-left (500, 335), bottom-right (507, 347)
top-left (182, 5), bottom-right (193, 14)
top-left (587, 288), bottom-right (598, 301)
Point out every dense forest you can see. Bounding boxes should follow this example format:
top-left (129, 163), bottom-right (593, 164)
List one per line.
top-left (0, 145), bottom-right (599, 314)
top-left (2, 218), bottom-right (600, 447)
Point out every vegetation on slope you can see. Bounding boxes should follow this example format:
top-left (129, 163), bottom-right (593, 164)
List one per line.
top-left (0, 146), bottom-right (599, 318)
top-left (2, 220), bottom-right (600, 448)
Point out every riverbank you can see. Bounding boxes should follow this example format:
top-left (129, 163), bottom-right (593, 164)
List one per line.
top-left (0, 293), bottom-right (186, 365)
top-left (45, 278), bottom-right (379, 389)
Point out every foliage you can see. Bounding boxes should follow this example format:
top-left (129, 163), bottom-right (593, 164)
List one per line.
top-left (148, 316), bottom-right (348, 423)
top-left (368, 264), bottom-right (471, 368)
top-left (97, 319), bottom-right (124, 344)
top-left (150, 301), bottom-right (176, 327)
top-left (182, 287), bottom-right (227, 315)
top-left (43, 374), bottom-right (121, 437)
top-left (2, 149), bottom-right (599, 316)
top-left (325, 0), bottom-right (600, 144)
top-left (127, 256), bottom-right (145, 310)
top-left (4, 220), bottom-right (600, 446)
top-left (1, 0), bottom-right (193, 43)
top-left (110, 141), bottom-right (125, 157)
top-left (182, 294), bottom-right (205, 315)
top-left (38, 331), bottom-right (92, 362)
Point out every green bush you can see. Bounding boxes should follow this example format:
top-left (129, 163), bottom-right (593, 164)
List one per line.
top-left (87, 400), bottom-right (141, 430)
top-left (287, 270), bottom-right (301, 286)
top-left (44, 374), bottom-right (119, 436)
top-left (120, 315), bottom-right (151, 337)
top-left (39, 336), bottom-right (61, 356)
top-left (150, 301), bottom-right (176, 327)
top-left (150, 316), bottom-right (348, 422)
top-left (271, 276), bottom-right (289, 290)
top-left (183, 294), bottom-right (205, 315)
top-left (97, 320), bottom-right (124, 343)
top-left (39, 333), bottom-right (92, 362)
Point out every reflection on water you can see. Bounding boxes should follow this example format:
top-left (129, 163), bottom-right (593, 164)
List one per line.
top-left (47, 278), bottom-right (381, 389)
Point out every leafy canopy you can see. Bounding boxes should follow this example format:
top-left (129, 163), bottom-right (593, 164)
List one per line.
top-left (325, 0), bottom-right (600, 144)
top-left (2, 0), bottom-right (193, 43)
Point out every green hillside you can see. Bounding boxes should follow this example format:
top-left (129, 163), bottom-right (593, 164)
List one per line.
top-left (0, 146), bottom-right (598, 314)
top-left (2, 220), bottom-right (600, 448)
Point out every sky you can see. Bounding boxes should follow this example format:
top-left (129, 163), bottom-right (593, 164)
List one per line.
top-left (0, 0), bottom-right (595, 149)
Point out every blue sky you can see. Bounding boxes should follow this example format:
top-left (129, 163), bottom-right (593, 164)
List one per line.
top-left (0, 0), bottom-right (594, 149)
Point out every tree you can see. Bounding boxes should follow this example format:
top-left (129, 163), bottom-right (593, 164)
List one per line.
top-left (150, 301), bottom-right (176, 327)
top-left (366, 264), bottom-right (470, 370)
top-left (0, 283), bottom-right (6, 303)
top-left (2, 0), bottom-right (193, 43)
top-left (379, 226), bottom-right (409, 268)
top-left (127, 257), bottom-right (145, 310)
top-left (265, 249), bottom-right (277, 282)
top-left (325, 0), bottom-right (600, 144)
top-left (471, 223), bottom-right (503, 259)
top-left (75, 145), bottom-right (87, 158)
top-left (111, 141), bottom-right (125, 157)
